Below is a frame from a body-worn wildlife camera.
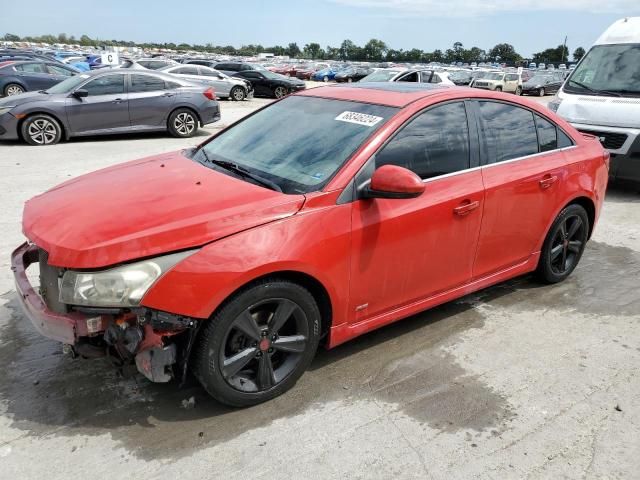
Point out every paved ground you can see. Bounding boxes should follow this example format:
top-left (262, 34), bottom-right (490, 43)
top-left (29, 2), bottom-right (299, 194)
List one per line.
top-left (1, 93), bottom-right (639, 479)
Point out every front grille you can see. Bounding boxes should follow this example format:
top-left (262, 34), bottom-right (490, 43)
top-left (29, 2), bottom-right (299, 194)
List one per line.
top-left (578, 129), bottom-right (628, 150)
top-left (38, 249), bottom-right (68, 314)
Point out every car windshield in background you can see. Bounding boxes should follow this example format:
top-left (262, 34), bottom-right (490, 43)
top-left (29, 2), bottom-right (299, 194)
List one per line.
top-left (193, 96), bottom-right (398, 194)
top-left (486, 73), bottom-right (504, 80)
top-left (46, 73), bottom-right (90, 93)
top-left (566, 44), bottom-right (640, 96)
top-left (362, 70), bottom-right (404, 82)
top-left (528, 75), bottom-right (553, 83)
top-left (261, 70), bottom-right (286, 80)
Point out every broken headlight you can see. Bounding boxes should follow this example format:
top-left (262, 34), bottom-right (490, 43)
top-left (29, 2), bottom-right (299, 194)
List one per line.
top-left (59, 250), bottom-right (195, 307)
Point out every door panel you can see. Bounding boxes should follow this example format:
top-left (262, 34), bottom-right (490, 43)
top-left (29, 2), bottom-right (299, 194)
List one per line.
top-left (128, 74), bottom-right (176, 128)
top-left (65, 74), bottom-right (129, 133)
top-left (472, 101), bottom-right (568, 279)
top-left (350, 171), bottom-right (484, 321)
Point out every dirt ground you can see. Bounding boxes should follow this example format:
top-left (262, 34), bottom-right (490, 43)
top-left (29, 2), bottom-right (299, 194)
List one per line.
top-left (1, 93), bottom-right (639, 479)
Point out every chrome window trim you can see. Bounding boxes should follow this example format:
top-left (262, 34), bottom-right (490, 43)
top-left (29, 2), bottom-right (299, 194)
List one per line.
top-left (421, 145), bottom-right (578, 184)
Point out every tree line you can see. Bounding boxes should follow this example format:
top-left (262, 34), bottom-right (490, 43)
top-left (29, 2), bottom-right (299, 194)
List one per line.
top-left (2, 33), bottom-right (586, 64)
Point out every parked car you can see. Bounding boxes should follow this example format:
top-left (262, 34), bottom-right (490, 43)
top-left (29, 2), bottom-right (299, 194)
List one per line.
top-left (334, 66), bottom-right (373, 82)
top-left (472, 71), bottom-right (523, 94)
top-left (521, 74), bottom-right (563, 96)
top-left (185, 59), bottom-right (218, 68)
top-left (0, 60), bottom-right (78, 96)
top-left (232, 69), bottom-right (305, 98)
top-left (11, 84), bottom-right (608, 407)
top-left (160, 64), bottom-right (252, 101)
top-left (311, 66), bottom-right (345, 82)
top-left (360, 68), bottom-right (454, 85)
top-left (447, 70), bottom-right (475, 85)
top-left (296, 63), bottom-right (329, 79)
top-left (539, 63), bottom-right (546, 70)
top-left (136, 58), bottom-right (178, 70)
top-left (551, 16), bottom-right (640, 183)
top-left (0, 69), bottom-right (219, 145)
top-left (213, 62), bottom-right (265, 77)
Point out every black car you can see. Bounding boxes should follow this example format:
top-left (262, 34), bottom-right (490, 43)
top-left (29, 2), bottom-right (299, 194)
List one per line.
top-left (522, 73), bottom-right (564, 97)
top-left (212, 61), bottom-right (265, 77)
top-left (0, 60), bottom-right (78, 96)
top-left (232, 69), bottom-right (305, 98)
top-left (334, 67), bottom-right (373, 83)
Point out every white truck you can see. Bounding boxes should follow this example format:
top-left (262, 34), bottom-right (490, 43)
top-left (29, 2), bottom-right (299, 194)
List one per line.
top-left (549, 17), bottom-right (640, 183)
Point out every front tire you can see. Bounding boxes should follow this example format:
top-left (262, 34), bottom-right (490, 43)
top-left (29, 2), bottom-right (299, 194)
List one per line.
top-left (4, 83), bottom-right (25, 96)
top-left (168, 108), bottom-right (198, 138)
top-left (323, 76), bottom-right (329, 83)
top-left (21, 114), bottom-right (62, 146)
top-left (230, 86), bottom-right (246, 101)
top-left (495, 86), bottom-right (502, 92)
top-left (515, 86), bottom-right (523, 95)
top-left (539, 87), bottom-right (545, 97)
top-left (273, 86), bottom-right (288, 99)
top-left (537, 204), bottom-right (589, 284)
top-left (192, 280), bottom-right (321, 407)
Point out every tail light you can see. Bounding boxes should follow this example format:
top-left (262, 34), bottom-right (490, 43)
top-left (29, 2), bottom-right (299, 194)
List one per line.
top-left (203, 87), bottom-right (216, 100)
top-left (603, 150), bottom-right (610, 171)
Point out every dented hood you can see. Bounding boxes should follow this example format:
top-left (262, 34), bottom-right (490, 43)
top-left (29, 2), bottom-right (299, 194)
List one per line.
top-left (23, 150), bottom-right (305, 268)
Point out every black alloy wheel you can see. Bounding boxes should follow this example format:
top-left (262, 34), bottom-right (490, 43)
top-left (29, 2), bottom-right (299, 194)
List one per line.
top-left (273, 86), bottom-right (288, 99)
top-left (537, 204), bottom-right (589, 283)
top-left (193, 280), bottom-right (321, 407)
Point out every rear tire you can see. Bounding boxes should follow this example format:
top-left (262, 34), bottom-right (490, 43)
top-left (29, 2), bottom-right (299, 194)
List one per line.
top-left (323, 76), bottom-right (329, 82)
top-left (21, 114), bottom-right (62, 146)
top-left (168, 108), bottom-right (198, 138)
top-left (536, 204), bottom-right (589, 284)
top-left (192, 280), bottom-right (321, 407)
top-left (4, 83), bottom-right (24, 96)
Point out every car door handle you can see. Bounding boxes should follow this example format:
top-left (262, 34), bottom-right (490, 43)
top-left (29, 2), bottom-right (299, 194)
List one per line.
top-left (112, 98), bottom-right (124, 104)
top-left (163, 92), bottom-right (175, 97)
top-left (539, 175), bottom-right (558, 189)
top-left (453, 200), bottom-right (480, 216)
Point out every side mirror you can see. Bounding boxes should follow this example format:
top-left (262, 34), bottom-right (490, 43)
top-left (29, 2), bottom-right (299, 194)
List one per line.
top-left (73, 89), bottom-right (88, 98)
top-left (362, 165), bottom-right (425, 199)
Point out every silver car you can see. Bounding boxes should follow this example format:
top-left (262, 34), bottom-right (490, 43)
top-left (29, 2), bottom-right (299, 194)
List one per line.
top-left (160, 64), bottom-right (252, 101)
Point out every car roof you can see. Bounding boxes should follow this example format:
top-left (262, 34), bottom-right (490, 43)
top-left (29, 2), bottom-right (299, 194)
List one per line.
top-left (298, 82), bottom-right (453, 107)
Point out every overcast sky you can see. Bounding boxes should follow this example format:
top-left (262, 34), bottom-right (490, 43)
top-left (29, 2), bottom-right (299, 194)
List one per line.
top-left (2, 0), bottom-right (639, 57)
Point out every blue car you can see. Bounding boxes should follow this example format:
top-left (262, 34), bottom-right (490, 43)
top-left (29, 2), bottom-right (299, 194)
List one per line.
top-left (311, 66), bottom-right (347, 82)
top-left (0, 60), bottom-right (78, 96)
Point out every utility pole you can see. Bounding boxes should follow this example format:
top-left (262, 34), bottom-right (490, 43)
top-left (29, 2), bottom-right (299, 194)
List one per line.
top-left (561, 35), bottom-right (568, 62)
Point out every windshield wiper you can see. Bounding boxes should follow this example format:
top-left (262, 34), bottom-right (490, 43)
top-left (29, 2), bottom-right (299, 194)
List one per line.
top-left (198, 149), bottom-right (282, 192)
top-left (567, 79), bottom-right (621, 97)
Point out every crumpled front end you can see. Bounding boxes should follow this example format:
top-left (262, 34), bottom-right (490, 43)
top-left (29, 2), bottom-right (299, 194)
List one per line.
top-left (11, 242), bottom-right (199, 383)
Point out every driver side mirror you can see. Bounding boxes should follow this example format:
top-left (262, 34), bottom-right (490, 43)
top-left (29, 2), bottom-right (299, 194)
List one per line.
top-left (361, 165), bottom-right (425, 199)
top-left (72, 89), bottom-right (88, 98)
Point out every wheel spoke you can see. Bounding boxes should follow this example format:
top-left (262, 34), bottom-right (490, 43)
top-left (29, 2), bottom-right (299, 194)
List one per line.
top-left (273, 334), bottom-right (306, 353)
top-left (550, 244), bottom-right (564, 261)
top-left (234, 310), bottom-right (262, 341)
top-left (257, 354), bottom-right (276, 389)
top-left (567, 217), bottom-right (582, 239)
top-left (568, 240), bottom-right (582, 254)
top-left (559, 221), bottom-right (567, 239)
top-left (222, 347), bottom-right (257, 378)
top-left (561, 246), bottom-right (568, 271)
top-left (270, 300), bottom-right (297, 335)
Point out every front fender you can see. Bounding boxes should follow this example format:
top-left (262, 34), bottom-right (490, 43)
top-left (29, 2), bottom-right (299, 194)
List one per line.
top-left (141, 202), bottom-right (352, 327)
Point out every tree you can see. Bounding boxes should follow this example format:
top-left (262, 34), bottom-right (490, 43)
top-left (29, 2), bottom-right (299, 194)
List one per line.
top-left (573, 47), bottom-right (586, 62)
top-left (363, 39), bottom-right (387, 61)
top-left (303, 42), bottom-right (322, 59)
top-left (532, 44), bottom-right (570, 64)
top-left (285, 42), bottom-right (300, 58)
top-left (339, 39), bottom-right (357, 61)
top-left (488, 43), bottom-right (521, 63)
top-left (3, 33), bottom-right (20, 42)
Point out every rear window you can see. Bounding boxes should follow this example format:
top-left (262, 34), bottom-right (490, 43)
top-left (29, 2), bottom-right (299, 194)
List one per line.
top-left (478, 101), bottom-right (538, 163)
top-left (130, 74), bottom-right (166, 92)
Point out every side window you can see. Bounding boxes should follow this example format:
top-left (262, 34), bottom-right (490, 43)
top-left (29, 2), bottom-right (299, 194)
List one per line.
top-left (201, 69), bottom-right (221, 77)
top-left (241, 64), bottom-right (253, 71)
top-left (175, 66), bottom-right (198, 75)
top-left (130, 74), bottom-right (166, 92)
top-left (419, 71), bottom-right (432, 83)
top-left (47, 64), bottom-right (75, 76)
top-left (375, 102), bottom-right (470, 179)
top-left (534, 114), bottom-right (558, 152)
top-left (83, 75), bottom-right (125, 95)
top-left (478, 101), bottom-right (538, 164)
top-left (430, 73), bottom-right (442, 84)
top-left (15, 62), bottom-right (46, 73)
top-left (506, 74), bottom-right (519, 81)
top-left (558, 130), bottom-right (574, 148)
top-left (243, 71), bottom-right (261, 79)
top-left (398, 72), bottom-right (418, 82)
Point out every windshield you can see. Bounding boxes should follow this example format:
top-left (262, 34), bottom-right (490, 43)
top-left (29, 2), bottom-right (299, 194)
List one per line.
top-left (261, 70), bottom-right (287, 80)
top-left (528, 75), bottom-right (553, 84)
top-left (361, 70), bottom-right (404, 82)
top-left (565, 44), bottom-right (640, 96)
top-left (193, 96), bottom-right (398, 194)
top-left (486, 73), bottom-right (504, 81)
top-left (46, 73), bottom-right (90, 93)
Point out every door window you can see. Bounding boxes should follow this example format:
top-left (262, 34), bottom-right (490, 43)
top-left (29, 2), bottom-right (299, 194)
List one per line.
top-left (15, 62), bottom-right (47, 73)
top-left (534, 115), bottom-right (558, 152)
top-left (419, 71), bottom-right (433, 83)
top-left (430, 73), bottom-right (442, 84)
top-left (130, 74), bottom-right (166, 92)
top-left (375, 102), bottom-right (470, 179)
top-left (82, 74), bottom-right (125, 95)
top-left (505, 74), bottom-right (519, 81)
top-left (175, 66), bottom-right (199, 75)
top-left (47, 64), bottom-right (75, 76)
top-left (477, 101), bottom-right (538, 163)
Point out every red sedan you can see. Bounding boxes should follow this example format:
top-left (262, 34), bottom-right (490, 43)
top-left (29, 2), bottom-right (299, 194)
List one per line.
top-left (12, 83), bottom-right (609, 407)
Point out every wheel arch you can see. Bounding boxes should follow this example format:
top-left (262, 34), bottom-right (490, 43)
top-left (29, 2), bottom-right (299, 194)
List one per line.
top-left (18, 110), bottom-right (68, 140)
top-left (168, 105), bottom-right (202, 127)
top-left (567, 195), bottom-right (596, 239)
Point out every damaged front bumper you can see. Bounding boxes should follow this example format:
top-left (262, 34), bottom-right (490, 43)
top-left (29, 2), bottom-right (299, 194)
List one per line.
top-left (10, 242), bottom-right (197, 383)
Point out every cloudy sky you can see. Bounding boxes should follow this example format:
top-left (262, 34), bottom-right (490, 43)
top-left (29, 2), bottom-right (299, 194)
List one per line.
top-left (2, 0), bottom-right (639, 56)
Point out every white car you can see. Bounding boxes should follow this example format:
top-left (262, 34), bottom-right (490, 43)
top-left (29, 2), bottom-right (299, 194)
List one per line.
top-left (472, 71), bottom-right (522, 94)
top-left (360, 68), bottom-right (454, 85)
top-left (160, 64), bottom-right (252, 101)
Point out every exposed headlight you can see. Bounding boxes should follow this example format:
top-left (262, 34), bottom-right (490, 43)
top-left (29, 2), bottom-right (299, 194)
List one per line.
top-left (0, 106), bottom-right (16, 115)
top-left (59, 250), bottom-right (195, 307)
top-left (548, 97), bottom-right (562, 113)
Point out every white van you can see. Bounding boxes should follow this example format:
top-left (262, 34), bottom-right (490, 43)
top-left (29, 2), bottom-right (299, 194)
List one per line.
top-left (549, 17), bottom-right (640, 183)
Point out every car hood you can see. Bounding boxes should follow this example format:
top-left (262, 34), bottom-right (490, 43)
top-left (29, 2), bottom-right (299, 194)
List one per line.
top-left (0, 91), bottom-right (51, 107)
top-left (23, 150), bottom-right (306, 269)
top-left (557, 90), bottom-right (640, 129)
